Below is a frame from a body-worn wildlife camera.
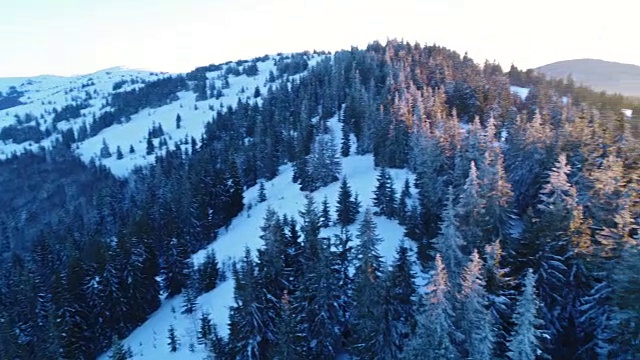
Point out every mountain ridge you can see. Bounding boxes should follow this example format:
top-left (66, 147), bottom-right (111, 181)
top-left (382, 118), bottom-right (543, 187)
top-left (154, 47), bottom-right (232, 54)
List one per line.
top-left (535, 58), bottom-right (640, 96)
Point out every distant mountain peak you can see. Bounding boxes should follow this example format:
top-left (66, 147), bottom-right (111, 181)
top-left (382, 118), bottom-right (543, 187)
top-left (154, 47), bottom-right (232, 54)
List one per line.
top-left (535, 58), bottom-right (640, 96)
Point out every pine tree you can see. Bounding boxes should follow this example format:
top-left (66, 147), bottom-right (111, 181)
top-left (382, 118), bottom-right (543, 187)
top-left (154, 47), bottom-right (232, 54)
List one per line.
top-left (167, 324), bottom-right (179, 352)
top-left (197, 311), bottom-right (213, 347)
top-left (373, 167), bottom-right (397, 218)
top-left (350, 208), bottom-right (386, 359)
top-left (176, 113), bottom-right (182, 129)
top-left (456, 161), bottom-right (486, 253)
top-left (320, 195), bottom-right (332, 228)
top-left (433, 186), bottom-right (467, 286)
top-left (397, 177), bottom-right (411, 224)
top-left (506, 269), bottom-right (545, 360)
top-left (258, 181), bottom-right (267, 203)
top-left (403, 254), bottom-right (459, 359)
top-left (115, 145), bottom-right (124, 160)
top-left (181, 264), bottom-right (198, 315)
top-left (460, 250), bottom-right (495, 360)
top-left (381, 242), bottom-right (417, 358)
top-left (197, 249), bottom-right (219, 293)
top-left (227, 248), bottom-right (263, 360)
top-left (146, 136), bottom-right (155, 155)
top-left (335, 176), bottom-right (359, 227)
top-left (100, 138), bottom-right (112, 158)
top-left (341, 120), bottom-right (351, 157)
top-left (162, 237), bottom-right (191, 297)
top-left (109, 337), bottom-right (132, 360)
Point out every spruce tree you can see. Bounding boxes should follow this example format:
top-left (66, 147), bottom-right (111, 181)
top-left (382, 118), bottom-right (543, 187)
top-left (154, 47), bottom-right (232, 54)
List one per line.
top-left (506, 269), bottom-right (545, 360)
top-left (403, 254), bottom-right (459, 359)
top-left (320, 195), bottom-right (332, 228)
top-left (100, 138), bottom-right (112, 158)
top-left (382, 242), bottom-right (417, 358)
top-left (109, 337), bottom-right (132, 360)
top-left (373, 167), bottom-right (397, 218)
top-left (460, 250), bottom-right (495, 360)
top-left (128, 144), bottom-right (135, 154)
top-left (350, 208), bottom-right (386, 359)
top-left (258, 181), bottom-right (267, 203)
top-left (115, 145), bottom-right (124, 160)
top-left (146, 136), bottom-right (155, 155)
top-left (335, 176), bottom-right (359, 227)
top-left (167, 324), bottom-right (179, 352)
top-left (197, 311), bottom-right (213, 347)
top-left (197, 249), bottom-right (219, 293)
top-left (456, 161), bottom-right (486, 253)
top-left (433, 186), bottom-right (467, 286)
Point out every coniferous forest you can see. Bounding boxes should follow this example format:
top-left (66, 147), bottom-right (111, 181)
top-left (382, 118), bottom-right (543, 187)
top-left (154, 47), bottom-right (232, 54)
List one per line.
top-left (1, 40), bottom-right (640, 359)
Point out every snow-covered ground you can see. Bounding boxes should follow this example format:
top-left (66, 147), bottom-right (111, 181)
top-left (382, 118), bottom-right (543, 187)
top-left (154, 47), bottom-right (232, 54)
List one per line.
top-left (0, 54), bottom-right (326, 177)
top-left (98, 116), bottom-right (423, 360)
top-left (510, 86), bottom-right (530, 100)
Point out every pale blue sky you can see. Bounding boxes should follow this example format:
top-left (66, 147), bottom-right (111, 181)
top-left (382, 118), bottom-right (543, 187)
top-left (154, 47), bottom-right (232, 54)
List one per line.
top-left (0, 0), bottom-right (637, 77)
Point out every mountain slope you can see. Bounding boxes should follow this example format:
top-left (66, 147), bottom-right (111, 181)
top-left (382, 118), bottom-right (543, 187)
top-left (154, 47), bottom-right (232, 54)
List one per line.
top-left (97, 115), bottom-right (423, 360)
top-left (536, 58), bottom-right (640, 96)
top-left (0, 53), bottom-right (326, 176)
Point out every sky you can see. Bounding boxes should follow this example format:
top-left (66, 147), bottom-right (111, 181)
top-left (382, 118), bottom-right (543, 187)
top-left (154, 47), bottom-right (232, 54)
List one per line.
top-left (0, 0), bottom-right (637, 77)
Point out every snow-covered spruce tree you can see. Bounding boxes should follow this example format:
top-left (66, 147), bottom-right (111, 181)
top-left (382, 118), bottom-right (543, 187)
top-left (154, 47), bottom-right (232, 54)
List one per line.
top-left (456, 160), bottom-right (486, 254)
top-left (350, 208), bottom-right (387, 359)
top-left (293, 234), bottom-right (342, 359)
top-left (108, 337), bottom-right (132, 360)
top-left (320, 195), bottom-right (332, 228)
top-left (381, 242), bottom-right (417, 358)
top-left (396, 177), bottom-right (412, 225)
top-left (335, 176), bottom-right (360, 227)
top-left (433, 186), bottom-right (467, 288)
top-left (483, 239), bottom-right (515, 358)
top-left (373, 167), bottom-right (397, 219)
top-left (411, 128), bottom-right (447, 259)
top-left (100, 138), bottom-right (112, 159)
top-left (282, 216), bottom-right (304, 297)
top-left (403, 254), bottom-right (459, 360)
top-left (257, 181), bottom-right (267, 203)
top-left (181, 261), bottom-right (198, 315)
top-left (197, 311), bottom-right (213, 347)
top-left (341, 118), bottom-right (351, 157)
top-left (167, 324), bottom-right (179, 352)
top-left (256, 207), bottom-right (287, 354)
top-left (331, 226), bottom-right (354, 344)
top-left (115, 145), bottom-right (124, 160)
top-left (162, 237), bottom-right (191, 298)
top-left (506, 269), bottom-right (546, 360)
top-left (271, 291), bottom-right (303, 359)
top-left (227, 248), bottom-right (263, 360)
top-left (460, 250), bottom-right (495, 360)
top-left (479, 135), bottom-right (513, 248)
top-left (197, 249), bottom-right (219, 293)
top-left (517, 153), bottom-right (577, 352)
top-left (304, 130), bottom-right (342, 192)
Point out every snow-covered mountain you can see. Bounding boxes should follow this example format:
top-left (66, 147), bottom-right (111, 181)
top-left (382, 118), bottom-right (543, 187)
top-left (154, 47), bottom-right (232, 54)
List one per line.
top-left (97, 115), bottom-right (425, 359)
top-left (0, 53), bottom-right (326, 176)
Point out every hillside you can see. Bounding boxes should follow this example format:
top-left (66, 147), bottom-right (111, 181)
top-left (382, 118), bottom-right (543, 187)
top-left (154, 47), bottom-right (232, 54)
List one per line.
top-left (1, 40), bottom-right (639, 360)
top-left (536, 58), bottom-right (640, 96)
top-left (0, 53), bottom-right (325, 176)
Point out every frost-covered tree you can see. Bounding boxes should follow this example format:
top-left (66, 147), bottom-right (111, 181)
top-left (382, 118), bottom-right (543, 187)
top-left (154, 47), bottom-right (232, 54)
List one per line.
top-left (373, 167), bottom-right (397, 218)
top-left (335, 176), bottom-right (360, 227)
top-left (350, 208), bottom-right (386, 359)
top-left (100, 138), bottom-right (112, 158)
top-left (320, 195), bottom-right (332, 228)
top-left (403, 255), bottom-right (459, 359)
top-left (506, 269), bottom-right (545, 360)
top-left (433, 186), bottom-right (467, 286)
top-left (456, 161), bottom-right (486, 253)
top-left (257, 181), bottom-right (267, 203)
top-left (167, 324), bottom-right (179, 352)
top-left (381, 242), bottom-right (417, 358)
top-left (460, 250), bottom-right (495, 359)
